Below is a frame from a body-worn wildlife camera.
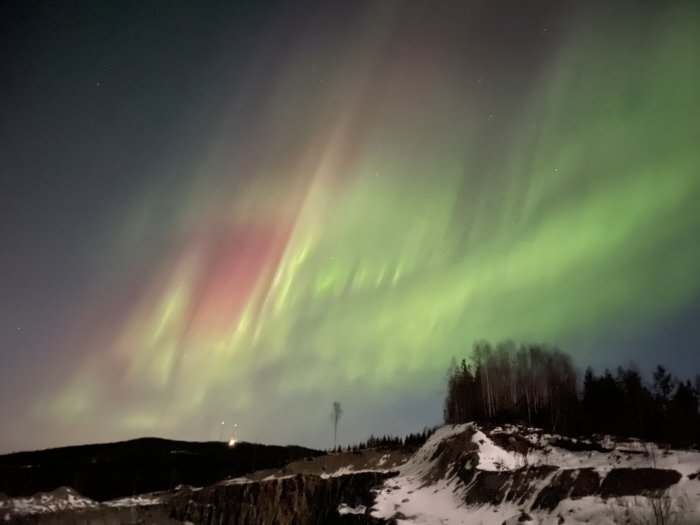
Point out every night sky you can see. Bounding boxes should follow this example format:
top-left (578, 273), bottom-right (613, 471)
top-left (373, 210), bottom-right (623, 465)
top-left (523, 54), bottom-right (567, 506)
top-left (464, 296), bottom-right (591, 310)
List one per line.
top-left (1, 1), bottom-right (699, 453)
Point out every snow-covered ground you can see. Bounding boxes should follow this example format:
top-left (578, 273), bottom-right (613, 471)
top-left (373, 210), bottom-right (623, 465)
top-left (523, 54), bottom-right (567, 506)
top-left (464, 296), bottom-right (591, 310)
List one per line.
top-left (0, 486), bottom-right (162, 520)
top-left (0, 487), bottom-right (99, 519)
top-left (4, 424), bottom-right (700, 524)
top-left (103, 494), bottom-right (162, 507)
top-left (364, 423), bottom-right (700, 525)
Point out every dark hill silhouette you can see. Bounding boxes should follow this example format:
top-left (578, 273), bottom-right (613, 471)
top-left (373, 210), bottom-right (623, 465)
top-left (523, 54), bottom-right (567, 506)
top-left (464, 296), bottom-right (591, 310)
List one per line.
top-left (0, 437), bottom-right (324, 501)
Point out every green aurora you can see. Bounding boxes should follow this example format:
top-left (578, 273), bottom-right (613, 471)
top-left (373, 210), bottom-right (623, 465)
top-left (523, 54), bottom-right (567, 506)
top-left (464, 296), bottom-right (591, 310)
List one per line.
top-left (4, 1), bottom-right (699, 450)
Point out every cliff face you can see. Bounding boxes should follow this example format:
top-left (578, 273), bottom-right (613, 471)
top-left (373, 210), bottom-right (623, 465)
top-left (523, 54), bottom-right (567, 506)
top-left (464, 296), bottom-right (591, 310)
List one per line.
top-left (168, 472), bottom-right (395, 525)
top-left (371, 424), bottom-right (700, 524)
top-left (4, 472), bottom-right (397, 525)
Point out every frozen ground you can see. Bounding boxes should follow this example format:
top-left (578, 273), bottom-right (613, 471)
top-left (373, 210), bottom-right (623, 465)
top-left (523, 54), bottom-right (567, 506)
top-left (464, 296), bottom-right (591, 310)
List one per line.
top-left (365, 424), bottom-right (700, 525)
top-left (4, 424), bottom-right (700, 524)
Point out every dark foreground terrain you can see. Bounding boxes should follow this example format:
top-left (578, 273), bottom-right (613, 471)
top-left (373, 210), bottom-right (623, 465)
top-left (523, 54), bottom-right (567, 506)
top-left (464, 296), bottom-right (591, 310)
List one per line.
top-left (0, 438), bottom-right (323, 501)
top-left (3, 424), bottom-right (700, 524)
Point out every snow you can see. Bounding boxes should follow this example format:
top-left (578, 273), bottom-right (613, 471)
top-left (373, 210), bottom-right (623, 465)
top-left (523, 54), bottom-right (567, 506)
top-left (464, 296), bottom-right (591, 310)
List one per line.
top-left (5, 423), bottom-right (700, 524)
top-left (0, 487), bottom-right (163, 518)
top-left (338, 503), bottom-right (367, 515)
top-left (104, 495), bottom-right (161, 507)
top-left (373, 476), bottom-right (475, 525)
top-left (502, 512), bottom-right (534, 525)
top-left (369, 423), bottom-right (700, 525)
top-left (0, 487), bottom-right (99, 515)
top-left (471, 429), bottom-right (522, 471)
top-left (320, 466), bottom-right (391, 479)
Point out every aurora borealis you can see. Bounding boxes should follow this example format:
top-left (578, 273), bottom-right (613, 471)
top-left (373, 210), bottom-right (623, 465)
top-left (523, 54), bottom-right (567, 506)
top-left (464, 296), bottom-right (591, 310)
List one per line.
top-left (2, 1), bottom-right (700, 453)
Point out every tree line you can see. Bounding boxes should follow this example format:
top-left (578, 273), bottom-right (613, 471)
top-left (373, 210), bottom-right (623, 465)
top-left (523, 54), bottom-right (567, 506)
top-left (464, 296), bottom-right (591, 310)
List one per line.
top-left (328, 428), bottom-right (434, 453)
top-left (444, 341), bottom-right (700, 446)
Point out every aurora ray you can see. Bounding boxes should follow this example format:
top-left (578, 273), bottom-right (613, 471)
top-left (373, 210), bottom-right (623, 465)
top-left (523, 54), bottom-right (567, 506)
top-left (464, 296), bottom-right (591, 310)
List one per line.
top-left (1, 0), bottom-right (699, 452)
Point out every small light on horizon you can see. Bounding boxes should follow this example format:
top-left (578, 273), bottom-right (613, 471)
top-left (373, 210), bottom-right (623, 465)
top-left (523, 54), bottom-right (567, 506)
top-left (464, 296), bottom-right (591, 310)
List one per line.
top-left (228, 438), bottom-right (237, 447)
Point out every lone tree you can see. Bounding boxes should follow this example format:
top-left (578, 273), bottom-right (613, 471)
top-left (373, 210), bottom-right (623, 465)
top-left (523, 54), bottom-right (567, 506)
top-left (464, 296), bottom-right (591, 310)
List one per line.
top-left (332, 401), bottom-right (343, 449)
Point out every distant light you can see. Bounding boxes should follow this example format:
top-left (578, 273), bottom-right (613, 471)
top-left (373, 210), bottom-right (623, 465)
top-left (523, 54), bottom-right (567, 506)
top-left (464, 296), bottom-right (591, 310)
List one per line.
top-left (221, 421), bottom-right (225, 425)
top-left (228, 438), bottom-right (237, 447)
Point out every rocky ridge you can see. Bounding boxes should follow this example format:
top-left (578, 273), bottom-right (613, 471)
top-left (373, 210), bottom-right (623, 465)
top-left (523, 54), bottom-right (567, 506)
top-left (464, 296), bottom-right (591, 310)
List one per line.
top-left (4, 423), bottom-right (700, 524)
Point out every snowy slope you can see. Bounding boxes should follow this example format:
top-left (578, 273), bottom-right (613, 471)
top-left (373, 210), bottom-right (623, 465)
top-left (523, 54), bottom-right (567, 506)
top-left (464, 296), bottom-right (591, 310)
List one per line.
top-left (4, 424), bottom-right (700, 524)
top-left (367, 423), bottom-right (700, 525)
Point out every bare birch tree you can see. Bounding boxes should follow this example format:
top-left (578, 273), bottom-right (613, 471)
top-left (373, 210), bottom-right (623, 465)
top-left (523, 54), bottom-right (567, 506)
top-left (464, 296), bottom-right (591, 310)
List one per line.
top-left (332, 401), bottom-right (343, 449)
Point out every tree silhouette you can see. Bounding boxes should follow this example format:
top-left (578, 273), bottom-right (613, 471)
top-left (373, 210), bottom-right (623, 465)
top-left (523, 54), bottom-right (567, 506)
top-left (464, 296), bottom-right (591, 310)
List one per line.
top-left (332, 401), bottom-right (343, 449)
top-left (444, 342), bottom-right (578, 434)
top-left (444, 342), bottom-right (700, 446)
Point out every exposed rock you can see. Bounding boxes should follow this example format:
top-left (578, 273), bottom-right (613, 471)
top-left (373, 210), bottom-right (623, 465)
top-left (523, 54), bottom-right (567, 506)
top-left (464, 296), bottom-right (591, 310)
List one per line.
top-left (5, 423), bottom-right (697, 525)
top-left (600, 468), bottom-right (682, 497)
top-left (532, 468), bottom-right (600, 510)
top-left (549, 437), bottom-right (606, 453)
top-left (168, 471), bottom-right (396, 525)
top-left (6, 472), bottom-right (397, 525)
top-left (489, 431), bottom-right (535, 456)
top-left (462, 466), bottom-right (558, 507)
top-left (422, 430), bottom-right (479, 485)
top-left (2, 504), bottom-right (180, 525)
top-left (502, 510), bottom-right (534, 525)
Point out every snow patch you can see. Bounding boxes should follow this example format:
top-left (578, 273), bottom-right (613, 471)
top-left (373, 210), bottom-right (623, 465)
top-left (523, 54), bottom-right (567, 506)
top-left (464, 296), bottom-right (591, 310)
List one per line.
top-left (1, 487), bottom-right (98, 515)
top-left (471, 430), bottom-right (521, 471)
top-left (104, 495), bottom-right (161, 507)
top-left (338, 503), bottom-right (367, 515)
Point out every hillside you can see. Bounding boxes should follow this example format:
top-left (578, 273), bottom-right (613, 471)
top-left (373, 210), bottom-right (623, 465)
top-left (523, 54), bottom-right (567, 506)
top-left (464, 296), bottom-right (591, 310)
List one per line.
top-left (370, 424), bottom-right (700, 524)
top-left (0, 437), bottom-right (323, 501)
top-left (3, 424), bottom-right (700, 524)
